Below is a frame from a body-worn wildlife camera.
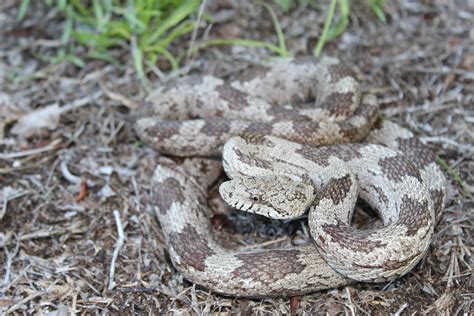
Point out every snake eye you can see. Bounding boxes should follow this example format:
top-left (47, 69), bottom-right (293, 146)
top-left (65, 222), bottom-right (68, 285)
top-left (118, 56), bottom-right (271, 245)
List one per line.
top-left (251, 195), bottom-right (260, 202)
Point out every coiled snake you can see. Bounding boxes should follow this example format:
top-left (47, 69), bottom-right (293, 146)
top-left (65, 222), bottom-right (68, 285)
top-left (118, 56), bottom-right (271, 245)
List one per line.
top-left (135, 56), bottom-right (447, 297)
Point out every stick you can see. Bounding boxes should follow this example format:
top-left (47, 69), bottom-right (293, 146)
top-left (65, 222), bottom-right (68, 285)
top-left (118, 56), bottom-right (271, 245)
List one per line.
top-left (108, 210), bottom-right (125, 290)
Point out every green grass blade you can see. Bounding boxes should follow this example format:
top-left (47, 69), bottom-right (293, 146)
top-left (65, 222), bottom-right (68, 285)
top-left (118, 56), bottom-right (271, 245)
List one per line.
top-left (131, 35), bottom-right (148, 86)
top-left (72, 31), bottom-right (121, 49)
top-left (58, 0), bottom-right (67, 11)
top-left (61, 13), bottom-right (73, 47)
top-left (144, 21), bottom-right (195, 52)
top-left (144, 0), bottom-right (198, 45)
top-left (50, 54), bottom-right (86, 68)
top-left (146, 47), bottom-right (179, 70)
top-left (87, 50), bottom-right (120, 66)
top-left (16, 0), bottom-right (30, 21)
top-left (260, 2), bottom-right (288, 55)
top-left (93, 0), bottom-right (104, 26)
top-left (275, 0), bottom-right (292, 11)
top-left (69, 0), bottom-right (90, 16)
top-left (313, 0), bottom-right (337, 57)
top-left (326, 0), bottom-right (350, 41)
top-left (370, 0), bottom-right (387, 22)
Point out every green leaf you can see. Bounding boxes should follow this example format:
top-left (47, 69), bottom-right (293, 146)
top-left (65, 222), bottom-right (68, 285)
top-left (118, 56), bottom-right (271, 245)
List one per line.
top-left (69, 0), bottom-right (90, 16)
top-left (58, 0), bottom-right (67, 11)
top-left (72, 31), bottom-right (120, 48)
top-left (131, 36), bottom-right (146, 81)
top-left (60, 14), bottom-right (73, 47)
top-left (326, 0), bottom-right (349, 41)
top-left (143, 20), bottom-right (195, 52)
top-left (275, 0), bottom-right (292, 11)
top-left (144, 0), bottom-right (198, 45)
top-left (261, 2), bottom-right (288, 55)
top-left (314, 0), bottom-right (337, 56)
top-left (87, 50), bottom-right (120, 65)
top-left (372, 5), bottom-right (386, 22)
top-left (16, 0), bottom-right (30, 21)
top-left (50, 54), bottom-right (86, 68)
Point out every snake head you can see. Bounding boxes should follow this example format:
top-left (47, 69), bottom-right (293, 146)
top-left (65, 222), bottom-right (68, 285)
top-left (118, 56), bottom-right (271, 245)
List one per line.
top-left (219, 175), bottom-right (315, 219)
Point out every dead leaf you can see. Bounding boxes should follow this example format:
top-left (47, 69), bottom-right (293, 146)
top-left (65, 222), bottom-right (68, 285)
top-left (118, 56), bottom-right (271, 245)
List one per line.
top-left (10, 103), bottom-right (62, 136)
top-left (0, 93), bottom-right (26, 139)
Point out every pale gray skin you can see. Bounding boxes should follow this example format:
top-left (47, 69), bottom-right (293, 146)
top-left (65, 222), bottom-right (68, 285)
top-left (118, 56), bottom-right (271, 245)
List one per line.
top-left (219, 175), bottom-right (315, 219)
top-left (137, 56), bottom-right (448, 298)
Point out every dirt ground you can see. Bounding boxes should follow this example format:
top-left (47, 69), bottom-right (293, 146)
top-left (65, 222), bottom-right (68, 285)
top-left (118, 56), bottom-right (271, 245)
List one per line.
top-left (0, 0), bottom-right (472, 314)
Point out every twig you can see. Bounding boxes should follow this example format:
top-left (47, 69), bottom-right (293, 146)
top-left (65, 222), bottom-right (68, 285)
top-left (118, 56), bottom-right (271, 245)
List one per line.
top-left (0, 222), bottom-right (86, 248)
top-left (0, 139), bottom-right (62, 160)
top-left (239, 236), bottom-right (288, 250)
top-left (1, 188), bottom-right (28, 220)
top-left (345, 288), bottom-right (356, 316)
top-left (6, 291), bottom-right (45, 314)
top-left (2, 238), bottom-right (20, 288)
top-left (99, 81), bottom-right (138, 110)
top-left (60, 161), bottom-right (82, 185)
top-left (392, 303), bottom-right (408, 316)
top-left (404, 66), bottom-right (474, 77)
top-left (421, 136), bottom-right (474, 154)
top-left (59, 90), bottom-right (103, 113)
top-left (108, 210), bottom-right (125, 290)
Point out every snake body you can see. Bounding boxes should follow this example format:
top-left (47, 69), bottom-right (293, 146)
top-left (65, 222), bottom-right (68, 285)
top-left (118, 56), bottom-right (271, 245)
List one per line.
top-left (135, 57), bottom-right (447, 297)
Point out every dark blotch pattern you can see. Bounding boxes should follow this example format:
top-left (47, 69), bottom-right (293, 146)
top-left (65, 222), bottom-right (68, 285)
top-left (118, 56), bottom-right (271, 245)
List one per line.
top-left (398, 196), bottom-right (431, 236)
top-left (295, 146), bottom-right (331, 166)
top-left (320, 223), bottom-right (385, 252)
top-left (327, 63), bottom-right (355, 80)
top-left (153, 178), bottom-right (185, 215)
top-left (296, 144), bottom-right (362, 166)
top-left (215, 85), bottom-right (250, 110)
top-left (319, 174), bottom-right (353, 205)
top-left (234, 148), bottom-right (273, 169)
top-left (232, 250), bottom-right (306, 283)
top-left (169, 224), bottom-right (215, 271)
top-left (323, 145), bottom-right (362, 162)
top-left (397, 137), bottom-right (435, 169)
top-left (240, 133), bottom-right (274, 147)
top-left (322, 92), bottom-right (355, 117)
top-left (378, 155), bottom-right (421, 183)
top-left (200, 119), bottom-right (231, 136)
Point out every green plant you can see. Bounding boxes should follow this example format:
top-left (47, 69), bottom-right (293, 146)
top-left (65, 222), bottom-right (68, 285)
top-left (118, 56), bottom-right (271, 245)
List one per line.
top-left (17, 0), bottom-right (388, 80)
top-left (368, 0), bottom-right (387, 22)
top-left (273, 0), bottom-right (386, 57)
top-left (274, 0), bottom-right (316, 12)
top-left (18, 0), bottom-right (200, 79)
top-left (190, 2), bottom-right (290, 57)
top-left (314, 0), bottom-right (350, 56)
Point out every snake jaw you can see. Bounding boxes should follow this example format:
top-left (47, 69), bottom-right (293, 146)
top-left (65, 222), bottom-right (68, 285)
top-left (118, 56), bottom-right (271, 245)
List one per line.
top-left (219, 175), bottom-right (315, 220)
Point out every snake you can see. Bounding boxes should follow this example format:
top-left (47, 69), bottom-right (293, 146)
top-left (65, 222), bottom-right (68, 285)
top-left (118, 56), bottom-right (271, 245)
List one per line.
top-left (135, 56), bottom-right (447, 298)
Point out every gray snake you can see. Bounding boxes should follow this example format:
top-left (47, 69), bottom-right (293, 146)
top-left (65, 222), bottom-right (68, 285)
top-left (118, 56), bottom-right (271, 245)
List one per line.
top-left (135, 56), bottom-right (447, 297)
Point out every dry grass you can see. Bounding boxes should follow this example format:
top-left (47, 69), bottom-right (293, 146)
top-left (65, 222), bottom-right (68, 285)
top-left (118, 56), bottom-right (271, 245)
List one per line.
top-left (1, 0), bottom-right (472, 314)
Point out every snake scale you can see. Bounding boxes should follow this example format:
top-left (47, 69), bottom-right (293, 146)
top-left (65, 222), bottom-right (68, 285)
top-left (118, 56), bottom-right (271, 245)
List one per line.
top-left (135, 56), bottom-right (447, 297)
